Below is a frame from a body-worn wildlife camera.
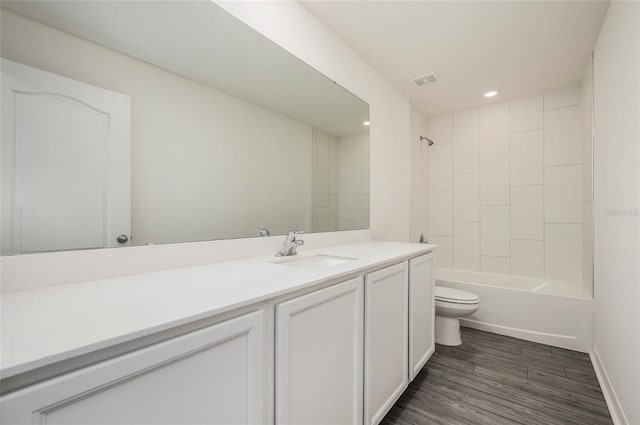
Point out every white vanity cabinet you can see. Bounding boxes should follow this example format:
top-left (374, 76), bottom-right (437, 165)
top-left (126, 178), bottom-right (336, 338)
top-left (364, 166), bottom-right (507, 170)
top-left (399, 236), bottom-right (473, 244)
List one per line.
top-left (364, 262), bottom-right (409, 425)
top-left (1, 244), bottom-right (436, 425)
top-left (275, 276), bottom-right (364, 425)
top-left (1, 309), bottom-right (266, 425)
top-left (409, 252), bottom-right (435, 381)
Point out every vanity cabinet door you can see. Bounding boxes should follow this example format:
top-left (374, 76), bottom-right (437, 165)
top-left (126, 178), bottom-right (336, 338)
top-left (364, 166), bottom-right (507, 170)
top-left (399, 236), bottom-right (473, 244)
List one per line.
top-left (409, 252), bottom-right (435, 381)
top-left (364, 262), bottom-right (409, 425)
top-left (1, 309), bottom-right (266, 425)
top-left (276, 277), bottom-right (364, 425)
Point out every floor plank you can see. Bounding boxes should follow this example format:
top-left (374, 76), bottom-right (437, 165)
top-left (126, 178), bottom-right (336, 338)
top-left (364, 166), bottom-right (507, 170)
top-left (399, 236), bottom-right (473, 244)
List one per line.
top-left (382, 327), bottom-right (613, 425)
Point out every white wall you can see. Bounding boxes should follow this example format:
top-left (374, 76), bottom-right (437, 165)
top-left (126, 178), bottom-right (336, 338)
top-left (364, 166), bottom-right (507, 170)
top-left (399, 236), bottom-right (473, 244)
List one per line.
top-left (1, 9), bottom-right (312, 245)
top-left (427, 87), bottom-right (586, 286)
top-left (1, 1), bottom-right (411, 290)
top-left (592, 2), bottom-right (640, 424)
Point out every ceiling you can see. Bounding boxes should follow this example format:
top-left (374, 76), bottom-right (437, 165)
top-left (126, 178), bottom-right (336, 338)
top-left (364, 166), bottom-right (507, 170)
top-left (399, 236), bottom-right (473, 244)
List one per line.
top-left (302, 1), bottom-right (609, 116)
top-left (2, 1), bottom-right (369, 135)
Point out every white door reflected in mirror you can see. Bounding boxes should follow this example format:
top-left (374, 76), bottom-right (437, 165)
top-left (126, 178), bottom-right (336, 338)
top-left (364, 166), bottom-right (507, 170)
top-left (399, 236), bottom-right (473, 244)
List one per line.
top-left (0, 59), bottom-right (131, 255)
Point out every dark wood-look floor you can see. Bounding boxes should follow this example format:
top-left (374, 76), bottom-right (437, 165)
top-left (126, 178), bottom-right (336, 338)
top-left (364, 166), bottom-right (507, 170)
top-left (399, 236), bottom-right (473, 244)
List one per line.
top-left (382, 327), bottom-right (613, 425)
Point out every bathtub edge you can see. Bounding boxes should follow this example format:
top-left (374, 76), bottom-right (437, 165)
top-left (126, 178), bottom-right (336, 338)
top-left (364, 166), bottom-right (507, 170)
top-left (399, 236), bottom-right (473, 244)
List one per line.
top-left (460, 318), bottom-right (590, 352)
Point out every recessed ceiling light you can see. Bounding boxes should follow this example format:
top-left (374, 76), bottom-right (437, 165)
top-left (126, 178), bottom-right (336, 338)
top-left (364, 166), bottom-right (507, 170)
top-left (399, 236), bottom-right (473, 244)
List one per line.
top-left (363, 121), bottom-right (370, 126)
top-left (483, 90), bottom-right (499, 98)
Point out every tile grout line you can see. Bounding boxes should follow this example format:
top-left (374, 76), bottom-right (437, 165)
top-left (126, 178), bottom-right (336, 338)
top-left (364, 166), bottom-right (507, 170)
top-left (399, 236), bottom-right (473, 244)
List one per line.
top-left (542, 98), bottom-right (547, 279)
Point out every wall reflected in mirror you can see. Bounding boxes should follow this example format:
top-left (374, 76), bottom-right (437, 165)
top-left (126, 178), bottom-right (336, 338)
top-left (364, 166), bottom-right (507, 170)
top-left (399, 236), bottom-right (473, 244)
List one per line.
top-left (0, 1), bottom-right (369, 255)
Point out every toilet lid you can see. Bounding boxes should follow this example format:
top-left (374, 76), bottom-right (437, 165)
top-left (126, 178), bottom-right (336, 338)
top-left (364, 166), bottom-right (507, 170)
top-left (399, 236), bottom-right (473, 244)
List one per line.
top-left (435, 286), bottom-right (479, 304)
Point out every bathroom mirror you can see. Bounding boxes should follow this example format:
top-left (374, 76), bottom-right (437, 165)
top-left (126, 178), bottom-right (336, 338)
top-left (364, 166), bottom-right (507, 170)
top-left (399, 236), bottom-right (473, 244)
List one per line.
top-left (0, 1), bottom-right (370, 255)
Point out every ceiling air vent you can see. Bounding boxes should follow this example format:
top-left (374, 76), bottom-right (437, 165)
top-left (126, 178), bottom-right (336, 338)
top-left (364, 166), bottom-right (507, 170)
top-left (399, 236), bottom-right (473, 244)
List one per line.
top-left (410, 72), bottom-right (439, 87)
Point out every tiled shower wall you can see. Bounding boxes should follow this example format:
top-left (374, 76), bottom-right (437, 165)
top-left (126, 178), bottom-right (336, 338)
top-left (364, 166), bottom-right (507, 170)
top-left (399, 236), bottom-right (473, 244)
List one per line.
top-left (427, 85), bottom-right (587, 286)
top-left (410, 104), bottom-right (430, 241)
top-left (312, 128), bottom-right (370, 233)
top-left (312, 128), bottom-right (339, 232)
top-left (338, 131), bottom-right (370, 230)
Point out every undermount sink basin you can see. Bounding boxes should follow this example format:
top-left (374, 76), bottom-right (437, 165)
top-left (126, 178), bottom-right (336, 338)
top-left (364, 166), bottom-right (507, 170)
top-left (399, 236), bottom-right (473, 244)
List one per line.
top-left (274, 254), bottom-right (357, 269)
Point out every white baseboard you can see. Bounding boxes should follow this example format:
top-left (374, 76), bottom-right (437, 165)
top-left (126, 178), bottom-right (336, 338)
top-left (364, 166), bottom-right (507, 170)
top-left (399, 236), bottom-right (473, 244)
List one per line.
top-left (590, 345), bottom-right (629, 425)
top-left (460, 318), bottom-right (589, 353)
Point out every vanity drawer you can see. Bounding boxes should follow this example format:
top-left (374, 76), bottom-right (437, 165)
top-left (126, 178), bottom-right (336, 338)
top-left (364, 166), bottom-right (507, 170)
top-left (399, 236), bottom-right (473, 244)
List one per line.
top-left (1, 309), bottom-right (266, 425)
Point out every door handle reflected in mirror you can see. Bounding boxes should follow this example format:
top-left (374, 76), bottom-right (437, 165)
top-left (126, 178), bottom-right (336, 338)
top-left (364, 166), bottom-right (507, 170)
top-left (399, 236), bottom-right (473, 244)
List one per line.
top-left (116, 234), bottom-right (129, 244)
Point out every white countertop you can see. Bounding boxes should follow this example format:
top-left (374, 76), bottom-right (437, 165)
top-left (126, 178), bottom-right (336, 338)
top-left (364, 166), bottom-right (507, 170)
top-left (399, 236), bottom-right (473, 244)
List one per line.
top-left (1, 241), bottom-right (434, 379)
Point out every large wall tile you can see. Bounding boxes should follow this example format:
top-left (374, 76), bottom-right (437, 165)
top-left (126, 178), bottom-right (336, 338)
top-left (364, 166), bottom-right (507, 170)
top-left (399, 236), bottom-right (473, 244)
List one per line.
top-left (583, 157), bottom-right (593, 202)
top-left (511, 185), bottom-right (543, 239)
top-left (510, 95), bottom-right (543, 132)
top-left (583, 200), bottom-right (593, 271)
top-left (424, 178), bottom-right (430, 213)
top-left (410, 210), bottom-right (422, 241)
top-left (429, 144), bottom-right (453, 190)
top-left (511, 130), bottom-right (543, 186)
top-left (453, 173), bottom-right (480, 222)
top-left (354, 194), bottom-right (369, 229)
top-left (329, 138), bottom-right (339, 159)
top-left (339, 219), bottom-right (354, 230)
top-left (544, 105), bottom-right (581, 166)
top-left (430, 190), bottom-right (453, 236)
top-left (411, 151), bottom-right (425, 190)
top-left (355, 156), bottom-right (370, 194)
top-left (430, 236), bottom-right (453, 269)
top-left (481, 206), bottom-right (510, 256)
top-left (545, 224), bottom-right (582, 284)
top-left (544, 85), bottom-right (580, 110)
top-left (314, 132), bottom-right (329, 168)
top-left (454, 222), bottom-right (480, 271)
top-left (481, 153), bottom-right (510, 205)
top-left (339, 183), bottom-right (355, 220)
top-left (411, 164), bottom-right (422, 191)
top-left (428, 114), bottom-right (453, 144)
top-left (511, 240), bottom-right (544, 277)
top-left (453, 124), bottom-right (480, 174)
top-left (411, 186), bottom-right (428, 214)
top-left (315, 207), bottom-right (329, 232)
top-left (339, 145), bottom-right (356, 183)
top-left (544, 165), bottom-right (583, 223)
top-left (355, 134), bottom-right (369, 156)
top-left (329, 195), bottom-right (339, 230)
top-left (329, 157), bottom-right (339, 194)
top-left (481, 256), bottom-right (510, 274)
top-left (315, 167), bottom-right (329, 207)
top-left (479, 103), bottom-right (510, 155)
top-left (454, 108), bottom-right (479, 127)
top-left (411, 187), bottom-right (427, 237)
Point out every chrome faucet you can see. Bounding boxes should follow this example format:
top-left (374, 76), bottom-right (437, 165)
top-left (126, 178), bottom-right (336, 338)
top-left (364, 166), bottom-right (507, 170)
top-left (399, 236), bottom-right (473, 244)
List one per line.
top-left (276, 230), bottom-right (304, 257)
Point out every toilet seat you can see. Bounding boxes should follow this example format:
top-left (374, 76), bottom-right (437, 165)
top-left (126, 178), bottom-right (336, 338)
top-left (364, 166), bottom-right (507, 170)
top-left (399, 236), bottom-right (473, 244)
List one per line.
top-left (435, 286), bottom-right (479, 305)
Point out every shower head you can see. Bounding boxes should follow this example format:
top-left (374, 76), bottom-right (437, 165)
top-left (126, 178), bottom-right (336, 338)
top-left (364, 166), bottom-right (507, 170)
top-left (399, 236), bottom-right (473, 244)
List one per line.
top-left (420, 136), bottom-right (435, 146)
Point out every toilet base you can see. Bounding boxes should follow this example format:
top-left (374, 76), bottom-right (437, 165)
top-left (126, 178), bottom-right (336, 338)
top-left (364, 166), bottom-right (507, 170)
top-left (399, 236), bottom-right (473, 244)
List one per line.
top-left (435, 316), bottom-right (462, 346)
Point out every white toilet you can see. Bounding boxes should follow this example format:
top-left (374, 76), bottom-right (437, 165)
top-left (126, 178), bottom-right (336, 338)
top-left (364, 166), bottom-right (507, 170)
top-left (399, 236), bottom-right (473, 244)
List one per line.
top-left (435, 286), bottom-right (480, 346)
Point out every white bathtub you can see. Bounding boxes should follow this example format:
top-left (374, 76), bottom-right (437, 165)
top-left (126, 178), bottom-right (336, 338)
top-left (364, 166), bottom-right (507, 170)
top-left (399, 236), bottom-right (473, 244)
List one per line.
top-left (436, 269), bottom-right (593, 352)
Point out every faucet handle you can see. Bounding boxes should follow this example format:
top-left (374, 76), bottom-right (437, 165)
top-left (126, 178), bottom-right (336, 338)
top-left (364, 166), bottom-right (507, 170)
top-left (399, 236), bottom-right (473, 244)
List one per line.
top-left (256, 228), bottom-right (270, 237)
top-left (276, 230), bottom-right (305, 257)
